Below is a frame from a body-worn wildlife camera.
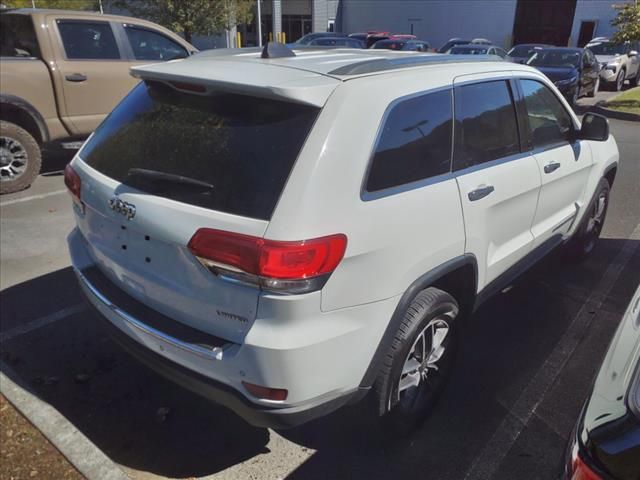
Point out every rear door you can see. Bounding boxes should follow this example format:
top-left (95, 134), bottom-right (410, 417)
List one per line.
top-left (516, 78), bottom-right (593, 249)
top-left (48, 16), bottom-right (138, 134)
top-left (453, 77), bottom-right (541, 290)
top-left (73, 81), bottom-right (320, 343)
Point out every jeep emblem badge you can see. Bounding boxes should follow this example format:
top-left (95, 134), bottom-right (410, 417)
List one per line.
top-left (108, 196), bottom-right (136, 220)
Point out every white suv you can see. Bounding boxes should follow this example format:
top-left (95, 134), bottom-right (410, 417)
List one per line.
top-left (586, 37), bottom-right (640, 91)
top-left (66, 45), bottom-right (619, 430)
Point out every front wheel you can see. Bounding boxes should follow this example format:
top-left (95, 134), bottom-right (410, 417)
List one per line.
top-left (587, 77), bottom-right (599, 97)
top-left (615, 69), bottom-right (626, 91)
top-left (0, 121), bottom-right (42, 194)
top-left (564, 177), bottom-right (610, 262)
top-left (373, 287), bottom-right (459, 434)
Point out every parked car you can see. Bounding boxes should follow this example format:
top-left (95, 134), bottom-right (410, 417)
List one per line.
top-left (0, 8), bottom-right (195, 194)
top-left (66, 45), bottom-right (618, 430)
top-left (470, 38), bottom-right (492, 45)
top-left (449, 44), bottom-right (509, 58)
top-left (307, 37), bottom-right (364, 48)
top-left (438, 37), bottom-right (471, 53)
top-left (585, 37), bottom-right (640, 91)
top-left (372, 39), bottom-right (430, 52)
top-left (564, 284), bottom-right (640, 480)
top-left (507, 43), bottom-right (552, 64)
top-left (289, 32), bottom-right (349, 47)
top-left (527, 47), bottom-right (600, 106)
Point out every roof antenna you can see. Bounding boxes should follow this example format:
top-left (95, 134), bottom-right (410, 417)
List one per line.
top-left (261, 42), bottom-right (296, 59)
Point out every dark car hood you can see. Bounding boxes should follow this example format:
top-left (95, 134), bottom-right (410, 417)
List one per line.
top-left (534, 66), bottom-right (578, 82)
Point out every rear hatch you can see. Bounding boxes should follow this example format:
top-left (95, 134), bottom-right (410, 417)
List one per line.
top-left (73, 78), bottom-right (322, 343)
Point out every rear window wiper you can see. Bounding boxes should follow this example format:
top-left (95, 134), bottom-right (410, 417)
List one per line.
top-left (125, 168), bottom-right (215, 195)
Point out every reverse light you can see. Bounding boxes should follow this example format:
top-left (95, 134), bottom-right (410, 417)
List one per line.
top-left (187, 229), bottom-right (347, 294)
top-left (242, 381), bottom-right (288, 401)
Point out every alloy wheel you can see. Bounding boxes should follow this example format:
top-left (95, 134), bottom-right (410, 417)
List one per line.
top-left (0, 136), bottom-right (28, 182)
top-left (583, 191), bottom-right (607, 254)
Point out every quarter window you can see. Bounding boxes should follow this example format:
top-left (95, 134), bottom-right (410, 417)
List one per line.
top-left (520, 79), bottom-right (573, 148)
top-left (124, 25), bottom-right (188, 61)
top-left (0, 14), bottom-right (41, 58)
top-left (366, 89), bottom-right (453, 193)
top-left (58, 21), bottom-right (120, 60)
top-left (453, 80), bottom-right (520, 170)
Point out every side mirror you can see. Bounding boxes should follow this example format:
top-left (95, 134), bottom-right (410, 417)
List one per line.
top-left (579, 113), bottom-right (609, 141)
top-left (629, 50), bottom-right (638, 57)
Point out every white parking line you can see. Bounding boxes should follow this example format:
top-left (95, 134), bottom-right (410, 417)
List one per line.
top-left (463, 222), bottom-right (640, 480)
top-left (0, 304), bottom-right (86, 343)
top-left (0, 189), bottom-right (68, 207)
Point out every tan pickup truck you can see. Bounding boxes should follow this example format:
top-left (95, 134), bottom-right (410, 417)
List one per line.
top-left (0, 8), bottom-right (196, 193)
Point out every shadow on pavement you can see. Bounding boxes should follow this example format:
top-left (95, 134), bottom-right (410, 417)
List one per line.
top-left (0, 238), bottom-right (638, 479)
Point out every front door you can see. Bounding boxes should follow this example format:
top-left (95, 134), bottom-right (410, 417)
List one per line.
top-left (48, 16), bottom-right (137, 135)
top-left (517, 78), bottom-right (593, 248)
top-left (453, 77), bottom-right (541, 290)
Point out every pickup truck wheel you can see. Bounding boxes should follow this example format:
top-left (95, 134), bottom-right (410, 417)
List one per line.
top-left (373, 287), bottom-right (459, 435)
top-left (0, 121), bottom-right (41, 194)
top-left (565, 177), bottom-right (610, 262)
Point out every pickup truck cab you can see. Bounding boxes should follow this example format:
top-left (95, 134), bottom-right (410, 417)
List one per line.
top-left (0, 8), bottom-right (196, 193)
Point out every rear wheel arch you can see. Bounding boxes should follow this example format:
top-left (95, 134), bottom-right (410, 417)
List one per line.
top-left (0, 95), bottom-right (49, 145)
top-left (358, 254), bottom-right (477, 390)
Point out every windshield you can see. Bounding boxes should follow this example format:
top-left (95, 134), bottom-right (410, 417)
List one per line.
top-left (509, 45), bottom-right (541, 57)
top-left (80, 81), bottom-right (319, 220)
top-left (373, 41), bottom-right (406, 50)
top-left (587, 42), bottom-right (627, 56)
top-left (450, 46), bottom-right (488, 54)
top-left (527, 50), bottom-right (580, 68)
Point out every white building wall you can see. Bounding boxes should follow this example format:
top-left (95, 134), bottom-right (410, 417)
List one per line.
top-left (340, 0), bottom-right (518, 48)
top-left (569, 0), bottom-right (631, 46)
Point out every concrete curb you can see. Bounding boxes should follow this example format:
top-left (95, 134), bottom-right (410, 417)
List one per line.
top-left (0, 364), bottom-right (130, 480)
top-left (587, 104), bottom-right (640, 122)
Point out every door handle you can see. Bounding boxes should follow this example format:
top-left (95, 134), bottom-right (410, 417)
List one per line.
top-left (468, 185), bottom-right (495, 202)
top-left (544, 162), bottom-right (561, 174)
top-left (65, 73), bottom-right (87, 82)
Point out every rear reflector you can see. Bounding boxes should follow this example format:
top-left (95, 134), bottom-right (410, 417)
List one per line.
top-left (242, 381), bottom-right (288, 401)
top-left (187, 229), bottom-right (347, 294)
top-left (64, 164), bottom-right (81, 201)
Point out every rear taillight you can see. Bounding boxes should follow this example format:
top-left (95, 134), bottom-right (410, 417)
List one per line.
top-left (64, 164), bottom-right (81, 201)
top-left (187, 229), bottom-right (347, 294)
top-left (571, 454), bottom-right (601, 480)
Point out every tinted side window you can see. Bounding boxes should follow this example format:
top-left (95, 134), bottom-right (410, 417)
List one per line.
top-left (453, 80), bottom-right (520, 170)
top-left (520, 79), bottom-right (573, 148)
top-left (58, 21), bottom-right (119, 60)
top-left (124, 25), bottom-right (188, 61)
top-left (366, 89), bottom-right (452, 193)
top-left (0, 14), bottom-right (41, 58)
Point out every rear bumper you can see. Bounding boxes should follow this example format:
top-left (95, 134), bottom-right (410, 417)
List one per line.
top-left (90, 298), bottom-right (360, 429)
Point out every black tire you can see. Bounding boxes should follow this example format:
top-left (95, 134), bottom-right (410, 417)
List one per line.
top-left (373, 287), bottom-right (459, 434)
top-left (630, 69), bottom-right (639, 87)
top-left (615, 69), bottom-right (625, 92)
top-left (0, 121), bottom-right (41, 194)
top-left (587, 77), bottom-right (599, 98)
top-left (564, 177), bottom-right (610, 262)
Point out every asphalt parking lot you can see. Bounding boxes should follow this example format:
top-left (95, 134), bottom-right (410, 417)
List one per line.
top-left (1, 112), bottom-right (639, 479)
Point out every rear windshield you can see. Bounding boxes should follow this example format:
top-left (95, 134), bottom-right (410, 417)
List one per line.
top-left (80, 81), bottom-right (319, 220)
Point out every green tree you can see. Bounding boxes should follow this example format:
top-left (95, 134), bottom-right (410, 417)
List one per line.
top-left (611, 2), bottom-right (640, 44)
top-left (2, 0), bottom-right (98, 8)
top-left (113, 0), bottom-right (255, 44)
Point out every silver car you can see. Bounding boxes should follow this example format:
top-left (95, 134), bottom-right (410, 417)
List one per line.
top-left (586, 37), bottom-right (640, 91)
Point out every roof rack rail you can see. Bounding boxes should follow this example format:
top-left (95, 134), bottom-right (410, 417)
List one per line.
top-left (261, 42), bottom-right (296, 59)
top-left (329, 54), bottom-right (502, 76)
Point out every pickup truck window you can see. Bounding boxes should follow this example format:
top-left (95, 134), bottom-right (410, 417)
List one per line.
top-left (124, 25), bottom-right (188, 61)
top-left (57, 21), bottom-right (120, 60)
top-left (0, 14), bottom-right (41, 58)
